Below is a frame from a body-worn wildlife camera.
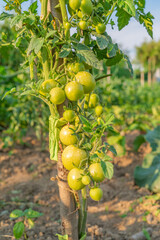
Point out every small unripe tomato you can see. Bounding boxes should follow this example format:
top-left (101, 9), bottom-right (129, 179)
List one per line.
top-left (39, 79), bottom-right (57, 96)
top-left (67, 168), bottom-right (84, 190)
top-left (89, 93), bottom-right (99, 108)
top-left (69, 0), bottom-right (81, 11)
top-left (62, 145), bottom-right (87, 170)
top-left (79, 20), bottom-right (88, 30)
top-left (59, 125), bottom-right (78, 145)
top-left (89, 163), bottom-right (105, 182)
top-left (77, 10), bottom-right (83, 18)
top-left (75, 71), bottom-right (96, 94)
top-left (96, 23), bottom-right (106, 34)
top-left (65, 81), bottom-right (84, 101)
top-left (89, 188), bottom-right (103, 201)
top-left (95, 105), bottom-right (103, 116)
top-left (63, 110), bottom-right (76, 122)
top-left (50, 87), bottom-right (66, 105)
top-left (82, 175), bottom-right (91, 185)
top-left (64, 22), bottom-right (71, 30)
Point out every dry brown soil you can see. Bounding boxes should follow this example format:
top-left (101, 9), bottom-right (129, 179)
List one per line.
top-left (0, 131), bottom-right (160, 240)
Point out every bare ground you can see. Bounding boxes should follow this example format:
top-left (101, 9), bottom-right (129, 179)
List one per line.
top-left (0, 131), bottom-right (160, 240)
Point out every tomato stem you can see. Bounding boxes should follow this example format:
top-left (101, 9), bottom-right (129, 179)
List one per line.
top-left (80, 187), bottom-right (87, 237)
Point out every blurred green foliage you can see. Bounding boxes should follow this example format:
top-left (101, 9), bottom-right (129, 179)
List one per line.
top-left (0, 21), bottom-right (49, 148)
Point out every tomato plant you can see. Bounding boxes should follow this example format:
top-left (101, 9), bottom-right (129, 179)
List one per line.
top-left (1, 0), bottom-right (154, 239)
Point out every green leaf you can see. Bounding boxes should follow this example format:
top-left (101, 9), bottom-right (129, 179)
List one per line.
top-left (49, 115), bottom-right (60, 161)
top-left (27, 37), bottom-right (44, 55)
top-left (138, 12), bottom-right (154, 38)
top-left (13, 222), bottom-right (25, 239)
top-left (76, 43), bottom-right (103, 70)
top-left (133, 135), bottom-right (146, 152)
top-left (116, 7), bottom-right (131, 30)
top-left (108, 145), bottom-right (117, 156)
top-left (142, 228), bottom-right (151, 240)
top-left (124, 54), bottom-right (133, 76)
top-left (79, 115), bottom-right (91, 128)
top-left (46, 30), bottom-right (57, 39)
top-left (56, 234), bottom-right (68, 240)
top-left (0, 12), bottom-right (14, 20)
top-left (59, 45), bottom-right (71, 58)
top-left (24, 208), bottom-right (43, 218)
top-left (29, 0), bottom-right (38, 13)
top-left (10, 210), bottom-right (24, 219)
top-left (2, 88), bottom-right (16, 100)
top-left (117, 0), bottom-right (136, 16)
top-left (106, 51), bottom-right (123, 66)
top-left (145, 126), bottom-right (160, 152)
top-left (96, 35), bottom-right (109, 50)
top-left (105, 162), bottom-right (114, 179)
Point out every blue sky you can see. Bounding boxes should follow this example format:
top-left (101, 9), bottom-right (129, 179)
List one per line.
top-left (0, 0), bottom-right (159, 59)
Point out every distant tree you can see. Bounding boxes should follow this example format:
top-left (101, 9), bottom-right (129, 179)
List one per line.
top-left (136, 40), bottom-right (160, 85)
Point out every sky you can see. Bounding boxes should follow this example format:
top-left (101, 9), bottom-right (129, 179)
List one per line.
top-left (0, 0), bottom-right (160, 60)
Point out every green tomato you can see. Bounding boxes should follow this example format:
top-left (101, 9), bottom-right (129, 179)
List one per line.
top-left (95, 105), bottom-right (103, 116)
top-left (82, 175), bottom-right (91, 185)
top-left (80, 0), bottom-right (93, 15)
top-left (89, 188), bottom-right (103, 201)
top-left (89, 163), bottom-right (105, 182)
top-left (96, 23), bottom-right (106, 34)
top-left (75, 71), bottom-right (96, 94)
top-left (63, 110), bottom-right (76, 122)
top-left (67, 168), bottom-right (85, 190)
top-left (69, 0), bottom-right (81, 11)
top-left (79, 20), bottom-right (88, 30)
top-left (62, 145), bottom-right (87, 170)
top-left (65, 81), bottom-right (84, 101)
top-left (60, 125), bottom-right (78, 146)
top-left (77, 10), bottom-right (83, 18)
top-left (50, 87), bottom-right (66, 105)
top-left (39, 79), bottom-right (57, 96)
top-left (89, 93), bottom-right (99, 108)
top-left (68, 62), bottom-right (85, 76)
top-left (64, 22), bottom-right (71, 30)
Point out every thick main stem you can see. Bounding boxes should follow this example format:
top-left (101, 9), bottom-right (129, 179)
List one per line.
top-left (48, 1), bottom-right (79, 239)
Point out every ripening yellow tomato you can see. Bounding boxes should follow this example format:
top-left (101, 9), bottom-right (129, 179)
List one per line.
top-left (89, 188), bottom-right (103, 201)
top-left (75, 71), bottom-right (96, 94)
top-left (67, 168), bottom-right (85, 190)
top-left (59, 125), bottom-right (78, 145)
top-left (62, 145), bottom-right (87, 170)
top-left (89, 93), bottom-right (99, 108)
top-left (89, 163), bottom-right (105, 182)
top-left (50, 87), bottom-right (66, 105)
top-left (65, 81), bottom-right (84, 101)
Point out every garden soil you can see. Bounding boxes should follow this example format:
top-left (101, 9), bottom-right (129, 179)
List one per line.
top-left (0, 131), bottom-right (160, 240)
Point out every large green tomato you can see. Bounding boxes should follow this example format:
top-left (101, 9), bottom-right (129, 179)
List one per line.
top-left (50, 87), bottom-right (65, 105)
top-left (96, 23), bottom-right (106, 34)
top-left (67, 168), bottom-right (84, 190)
top-left (59, 125), bottom-right (77, 146)
top-left (69, 0), bottom-right (81, 11)
top-left (75, 71), bottom-right (96, 94)
top-left (89, 188), bottom-right (103, 201)
top-left (39, 79), bottom-right (57, 96)
top-left (95, 105), bottom-right (103, 116)
top-left (89, 163), bottom-right (105, 182)
top-left (89, 93), bottom-right (99, 108)
top-left (62, 145), bottom-right (87, 170)
top-left (68, 62), bottom-right (85, 76)
top-left (65, 81), bottom-right (84, 101)
top-left (80, 0), bottom-right (93, 15)
top-left (79, 20), bottom-right (88, 30)
top-left (63, 110), bottom-right (76, 122)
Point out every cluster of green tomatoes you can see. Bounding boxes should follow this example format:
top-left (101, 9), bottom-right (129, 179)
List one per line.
top-left (64, 0), bottom-right (106, 36)
top-left (39, 62), bottom-right (105, 201)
